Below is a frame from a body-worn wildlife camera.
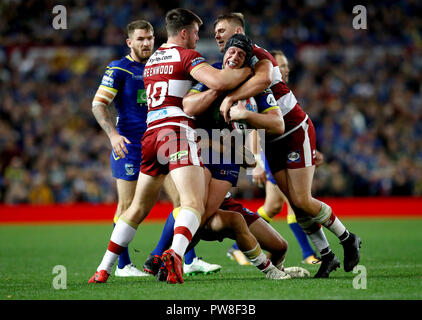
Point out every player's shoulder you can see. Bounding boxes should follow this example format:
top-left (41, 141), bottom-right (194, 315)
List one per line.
top-left (252, 44), bottom-right (277, 65)
top-left (106, 56), bottom-right (136, 75)
top-left (180, 47), bottom-right (205, 63)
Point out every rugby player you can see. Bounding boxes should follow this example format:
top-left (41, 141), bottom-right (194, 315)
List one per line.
top-left (90, 20), bottom-right (153, 277)
top-left (91, 20), bottom-right (218, 279)
top-left (215, 13), bottom-right (361, 278)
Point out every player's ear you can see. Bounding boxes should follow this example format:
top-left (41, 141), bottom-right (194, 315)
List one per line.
top-left (180, 28), bottom-right (188, 40)
top-left (126, 38), bottom-right (131, 48)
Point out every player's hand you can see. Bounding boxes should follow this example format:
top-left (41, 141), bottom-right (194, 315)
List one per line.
top-left (315, 150), bottom-right (324, 167)
top-left (229, 100), bottom-right (247, 121)
top-left (220, 96), bottom-right (234, 123)
top-left (252, 164), bottom-right (267, 188)
top-left (110, 133), bottom-right (131, 158)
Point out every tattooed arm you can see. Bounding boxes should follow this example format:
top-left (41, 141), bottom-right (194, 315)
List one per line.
top-left (92, 86), bottom-right (130, 158)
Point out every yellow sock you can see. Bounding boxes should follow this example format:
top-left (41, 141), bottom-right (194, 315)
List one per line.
top-left (257, 206), bottom-right (273, 223)
top-left (172, 207), bottom-right (181, 219)
top-left (287, 212), bottom-right (297, 224)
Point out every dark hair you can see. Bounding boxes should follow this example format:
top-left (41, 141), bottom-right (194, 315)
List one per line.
top-left (213, 12), bottom-right (245, 30)
top-left (223, 34), bottom-right (254, 67)
top-left (165, 8), bottom-right (203, 36)
top-left (126, 20), bottom-right (154, 38)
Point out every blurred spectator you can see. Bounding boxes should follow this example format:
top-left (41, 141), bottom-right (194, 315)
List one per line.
top-left (0, 0), bottom-right (421, 203)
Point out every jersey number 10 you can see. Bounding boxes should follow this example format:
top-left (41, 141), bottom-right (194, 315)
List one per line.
top-left (146, 81), bottom-right (168, 108)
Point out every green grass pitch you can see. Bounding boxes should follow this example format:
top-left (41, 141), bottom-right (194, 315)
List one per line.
top-left (1, 218), bottom-right (421, 300)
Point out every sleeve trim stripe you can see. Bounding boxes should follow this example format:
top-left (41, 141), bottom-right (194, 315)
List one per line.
top-left (93, 97), bottom-right (110, 106)
top-left (92, 100), bottom-right (107, 107)
top-left (95, 93), bottom-right (113, 102)
top-left (190, 63), bottom-right (208, 76)
top-left (189, 89), bottom-right (201, 93)
top-left (97, 88), bottom-right (116, 99)
top-left (261, 106), bottom-right (280, 113)
top-left (106, 66), bottom-right (134, 75)
top-left (99, 85), bottom-right (118, 93)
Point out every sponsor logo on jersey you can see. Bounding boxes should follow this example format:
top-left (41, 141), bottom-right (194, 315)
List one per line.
top-left (105, 69), bottom-right (114, 77)
top-left (191, 57), bottom-right (205, 67)
top-left (287, 151), bottom-right (301, 162)
top-left (101, 75), bottom-right (114, 86)
top-left (146, 48), bottom-right (181, 66)
top-left (125, 163), bottom-right (135, 176)
top-left (137, 89), bottom-right (147, 104)
top-left (147, 108), bottom-right (168, 123)
top-left (250, 55), bottom-right (259, 67)
top-left (266, 94), bottom-right (277, 106)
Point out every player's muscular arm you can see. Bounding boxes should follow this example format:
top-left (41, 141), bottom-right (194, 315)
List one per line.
top-left (92, 87), bottom-right (130, 158)
top-left (229, 103), bottom-right (284, 135)
top-left (183, 90), bottom-right (220, 116)
top-left (191, 64), bottom-right (251, 91)
top-left (220, 60), bottom-right (273, 122)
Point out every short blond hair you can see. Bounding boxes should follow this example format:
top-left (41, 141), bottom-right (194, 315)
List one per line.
top-left (213, 12), bottom-right (245, 30)
top-left (127, 20), bottom-right (154, 38)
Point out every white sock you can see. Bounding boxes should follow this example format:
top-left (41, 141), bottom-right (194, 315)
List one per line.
top-left (97, 251), bottom-right (119, 274)
top-left (97, 219), bottom-right (137, 273)
top-left (171, 207), bottom-right (201, 258)
top-left (243, 244), bottom-right (272, 273)
top-left (110, 219), bottom-right (137, 247)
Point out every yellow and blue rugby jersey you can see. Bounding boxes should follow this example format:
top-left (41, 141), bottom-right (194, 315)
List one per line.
top-left (100, 55), bottom-right (148, 140)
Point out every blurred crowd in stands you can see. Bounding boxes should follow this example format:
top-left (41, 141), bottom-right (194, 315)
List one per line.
top-left (1, 0), bottom-right (421, 204)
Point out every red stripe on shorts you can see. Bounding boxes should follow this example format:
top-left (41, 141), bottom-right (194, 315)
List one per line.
top-left (174, 226), bottom-right (193, 242)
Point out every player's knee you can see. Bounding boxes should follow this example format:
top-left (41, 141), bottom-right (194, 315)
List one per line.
top-left (229, 212), bottom-right (249, 234)
top-left (179, 198), bottom-right (204, 215)
top-left (289, 193), bottom-right (311, 211)
top-left (116, 199), bottom-right (133, 216)
top-left (266, 200), bottom-right (283, 215)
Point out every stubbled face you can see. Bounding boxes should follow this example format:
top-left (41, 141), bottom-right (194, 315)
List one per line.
top-left (128, 29), bottom-right (154, 62)
top-left (214, 20), bottom-right (239, 53)
top-left (186, 22), bottom-right (200, 49)
top-left (275, 54), bottom-right (289, 83)
top-left (223, 46), bottom-right (246, 69)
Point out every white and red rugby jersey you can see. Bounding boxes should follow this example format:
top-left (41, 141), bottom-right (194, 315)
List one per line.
top-left (143, 43), bottom-right (207, 127)
top-left (253, 44), bottom-right (308, 134)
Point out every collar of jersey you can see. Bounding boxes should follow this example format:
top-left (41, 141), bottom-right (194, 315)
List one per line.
top-left (162, 43), bottom-right (181, 48)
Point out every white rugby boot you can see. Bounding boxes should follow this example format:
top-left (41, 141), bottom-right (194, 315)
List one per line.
top-left (183, 257), bottom-right (222, 276)
top-left (115, 264), bottom-right (150, 277)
